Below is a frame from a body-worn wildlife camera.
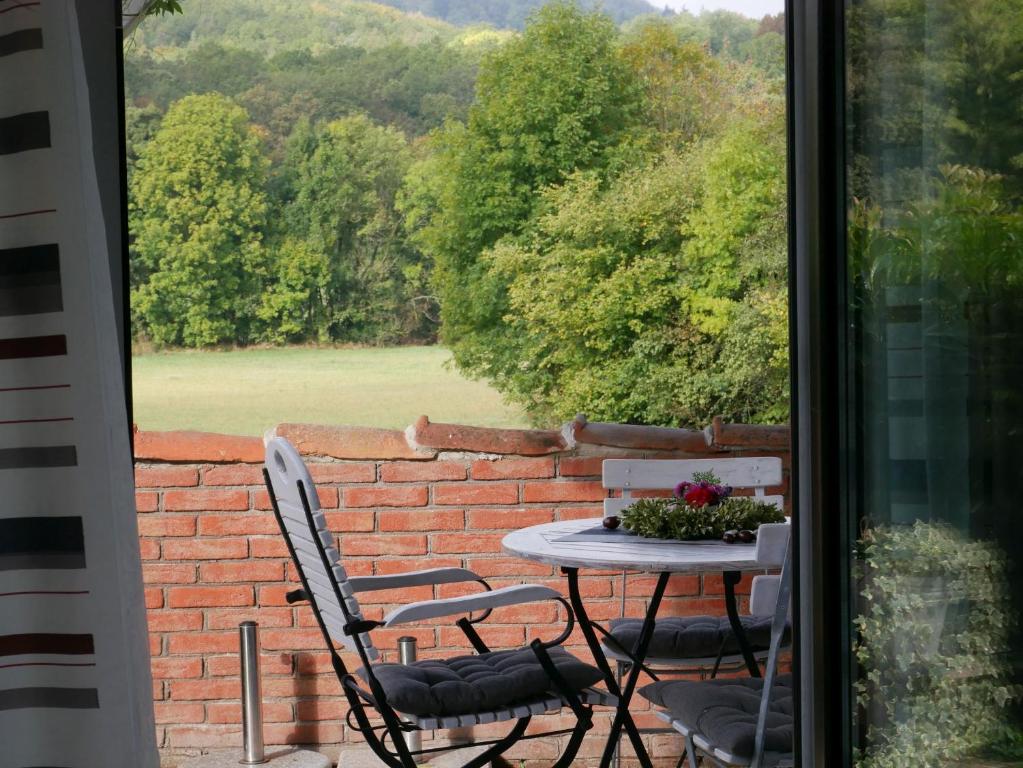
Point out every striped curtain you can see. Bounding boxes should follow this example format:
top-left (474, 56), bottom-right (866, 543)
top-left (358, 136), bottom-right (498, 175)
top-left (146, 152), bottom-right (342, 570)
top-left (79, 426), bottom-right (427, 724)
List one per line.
top-left (0, 2), bottom-right (157, 766)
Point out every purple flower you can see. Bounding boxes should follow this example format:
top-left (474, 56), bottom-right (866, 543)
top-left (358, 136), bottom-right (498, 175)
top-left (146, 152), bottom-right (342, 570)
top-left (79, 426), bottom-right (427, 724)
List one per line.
top-left (674, 481), bottom-right (690, 498)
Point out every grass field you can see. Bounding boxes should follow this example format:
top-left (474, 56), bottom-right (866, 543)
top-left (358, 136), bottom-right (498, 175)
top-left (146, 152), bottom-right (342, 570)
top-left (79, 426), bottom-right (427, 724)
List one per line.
top-left (131, 346), bottom-right (529, 435)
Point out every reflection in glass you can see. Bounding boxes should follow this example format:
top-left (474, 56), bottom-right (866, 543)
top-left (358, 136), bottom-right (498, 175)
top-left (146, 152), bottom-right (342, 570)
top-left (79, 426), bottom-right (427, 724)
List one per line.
top-left (845, 0), bottom-right (1023, 764)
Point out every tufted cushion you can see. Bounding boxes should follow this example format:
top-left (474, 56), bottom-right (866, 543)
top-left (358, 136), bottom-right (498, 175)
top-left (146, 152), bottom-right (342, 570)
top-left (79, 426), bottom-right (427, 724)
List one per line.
top-left (640, 675), bottom-right (793, 758)
top-left (359, 647), bottom-right (603, 716)
top-left (604, 615), bottom-right (789, 659)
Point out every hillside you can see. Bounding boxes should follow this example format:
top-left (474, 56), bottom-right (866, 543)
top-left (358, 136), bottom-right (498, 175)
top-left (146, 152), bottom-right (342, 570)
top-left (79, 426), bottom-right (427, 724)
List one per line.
top-left (371, 0), bottom-right (661, 28)
top-left (132, 0), bottom-right (458, 54)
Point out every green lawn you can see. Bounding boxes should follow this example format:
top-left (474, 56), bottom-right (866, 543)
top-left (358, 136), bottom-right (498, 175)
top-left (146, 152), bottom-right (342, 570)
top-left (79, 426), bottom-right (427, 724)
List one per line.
top-left (131, 346), bottom-right (529, 436)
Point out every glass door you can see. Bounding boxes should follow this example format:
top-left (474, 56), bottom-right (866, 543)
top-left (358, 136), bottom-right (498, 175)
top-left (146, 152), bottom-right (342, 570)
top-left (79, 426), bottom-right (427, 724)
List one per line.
top-left (843, 0), bottom-right (1023, 764)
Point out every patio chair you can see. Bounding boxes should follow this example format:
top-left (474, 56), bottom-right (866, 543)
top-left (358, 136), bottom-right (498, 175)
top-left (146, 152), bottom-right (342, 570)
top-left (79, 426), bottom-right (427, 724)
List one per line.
top-left (601, 458), bottom-right (791, 681)
top-left (262, 437), bottom-right (608, 768)
top-left (638, 535), bottom-right (794, 768)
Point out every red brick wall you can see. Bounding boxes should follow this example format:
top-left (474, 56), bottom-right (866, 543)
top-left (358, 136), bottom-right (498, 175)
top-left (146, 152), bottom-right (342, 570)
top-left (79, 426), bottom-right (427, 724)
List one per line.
top-left (137, 416), bottom-right (789, 765)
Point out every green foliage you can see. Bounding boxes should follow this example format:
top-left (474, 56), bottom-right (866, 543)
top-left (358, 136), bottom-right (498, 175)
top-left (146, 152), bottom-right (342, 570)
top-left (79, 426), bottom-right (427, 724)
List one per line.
top-left (408, 2), bottom-right (646, 394)
top-left (620, 496), bottom-right (784, 541)
top-left (129, 94), bottom-right (268, 347)
top-left (281, 114), bottom-right (432, 343)
top-left (255, 239), bottom-right (331, 344)
top-left (484, 115), bottom-right (788, 426)
top-left (854, 522), bottom-right (1020, 768)
top-left (130, 0), bottom-right (456, 54)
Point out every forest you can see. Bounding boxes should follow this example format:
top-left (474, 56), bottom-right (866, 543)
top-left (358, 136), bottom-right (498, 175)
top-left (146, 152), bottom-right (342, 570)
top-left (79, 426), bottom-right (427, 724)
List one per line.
top-left (126, 0), bottom-right (788, 427)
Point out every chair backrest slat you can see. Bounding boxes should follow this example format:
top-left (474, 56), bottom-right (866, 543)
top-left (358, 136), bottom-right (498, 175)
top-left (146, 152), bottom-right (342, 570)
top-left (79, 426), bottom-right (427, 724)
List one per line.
top-left (602, 457), bottom-right (782, 493)
top-left (602, 458), bottom-right (785, 521)
top-left (264, 437), bottom-right (378, 660)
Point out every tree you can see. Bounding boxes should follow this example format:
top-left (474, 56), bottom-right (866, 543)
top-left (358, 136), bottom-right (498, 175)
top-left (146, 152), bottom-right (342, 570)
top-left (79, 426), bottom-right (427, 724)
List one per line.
top-left (284, 114), bottom-right (429, 343)
top-left (406, 2), bottom-right (645, 383)
top-left (484, 113), bottom-right (788, 427)
top-left (130, 93), bottom-right (268, 346)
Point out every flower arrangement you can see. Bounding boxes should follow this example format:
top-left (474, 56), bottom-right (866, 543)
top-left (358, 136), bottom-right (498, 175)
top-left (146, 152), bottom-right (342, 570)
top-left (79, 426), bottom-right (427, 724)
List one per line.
top-left (618, 470), bottom-right (784, 541)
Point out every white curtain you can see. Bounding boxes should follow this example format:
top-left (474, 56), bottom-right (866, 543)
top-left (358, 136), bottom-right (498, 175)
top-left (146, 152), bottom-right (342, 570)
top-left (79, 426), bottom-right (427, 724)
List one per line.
top-left (0, 2), bottom-right (157, 765)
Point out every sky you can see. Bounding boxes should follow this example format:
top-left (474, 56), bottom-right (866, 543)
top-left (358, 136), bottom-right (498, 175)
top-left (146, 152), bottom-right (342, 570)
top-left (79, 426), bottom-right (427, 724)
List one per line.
top-left (657, 0), bottom-right (783, 19)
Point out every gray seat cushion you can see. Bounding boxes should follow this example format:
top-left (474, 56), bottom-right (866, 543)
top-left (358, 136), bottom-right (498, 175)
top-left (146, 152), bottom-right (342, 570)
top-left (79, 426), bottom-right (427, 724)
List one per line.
top-left (604, 615), bottom-right (789, 659)
top-left (359, 646), bottom-right (603, 716)
top-left (640, 675), bottom-right (793, 759)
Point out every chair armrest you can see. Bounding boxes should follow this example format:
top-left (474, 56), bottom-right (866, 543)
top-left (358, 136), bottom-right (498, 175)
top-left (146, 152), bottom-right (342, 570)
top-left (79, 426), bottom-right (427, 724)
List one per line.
top-left (382, 584), bottom-right (561, 627)
top-left (346, 567), bottom-right (483, 593)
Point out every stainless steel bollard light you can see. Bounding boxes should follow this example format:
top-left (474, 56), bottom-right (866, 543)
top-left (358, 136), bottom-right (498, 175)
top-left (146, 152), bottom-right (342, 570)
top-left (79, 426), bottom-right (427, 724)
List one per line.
top-left (397, 636), bottom-right (424, 762)
top-left (239, 622), bottom-right (268, 765)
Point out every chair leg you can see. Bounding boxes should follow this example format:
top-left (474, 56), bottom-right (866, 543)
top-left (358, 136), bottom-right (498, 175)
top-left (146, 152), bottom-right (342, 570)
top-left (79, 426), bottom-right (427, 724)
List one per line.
top-left (613, 659), bottom-right (627, 768)
top-left (686, 734), bottom-right (699, 768)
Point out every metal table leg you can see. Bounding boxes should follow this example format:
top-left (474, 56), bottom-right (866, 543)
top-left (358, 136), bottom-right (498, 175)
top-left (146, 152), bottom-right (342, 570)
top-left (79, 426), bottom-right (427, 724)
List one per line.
top-left (598, 570), bottom-right (669, 768)
top-left (723, 569), bottom-right (760, 677)
top-left (563, 567), bottom-right (652, 767)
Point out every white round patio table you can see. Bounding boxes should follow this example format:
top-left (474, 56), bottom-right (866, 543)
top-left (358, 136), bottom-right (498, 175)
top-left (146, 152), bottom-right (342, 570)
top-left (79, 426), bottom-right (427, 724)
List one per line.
top-left (502, 517), bottom-right (763, 768)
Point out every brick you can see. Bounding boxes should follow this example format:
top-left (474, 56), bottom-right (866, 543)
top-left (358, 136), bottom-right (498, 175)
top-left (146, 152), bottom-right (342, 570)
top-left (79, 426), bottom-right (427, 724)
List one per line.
top-left (206, 464), bottom-right (268, 486)
top-left (308, 462), bottom-right (376, 484)
top-left (135, 491), bottom-right (159, 513)
top-left (250, 538), bottom-right (289, 558)
top-left (146, 610), bottom-right (203, 632)
top-left (259, 585), bottom-right (299, 607)
top-left (572, 418), bottom-right (710, 452)
top-left (164, 489), bottom-right (248, 512)
top-left (142, 563), bottom-right (196, 584)
top-left (380, 460), bottom-right (467, 483)
top-left (135, 465), bottom-right (200, 488)
top-left (430, 532), bottom-right (505, 555)
top-left (259, 629), bottom-right (326, 651)
top-left (150, 656), bottom-right (202, 680)
top-left (200, 561), bottom-right (284, 583)
top-left (556, 505), bottom-right (604, 521)
top-left (205, 607), bottom-right (293, 630)
top-left (295, 698), bottom-right (346, 722)
top-left (433, 483), bottom-right (518, 506)
top-left (322, 510), bottom-right (375, 532)
top-left (522, 480), bottom-right (605, 503)
top-left (149, 633), bottom-right (161, 655)
top-left (169, 678), bottom-right (240, 701)
top-left (134, 430), bottom-right (264, 463)
top-left (710, 417), bottom-right (790, 450)
top-left (342, 534), bottom-right (427, 556)
top-left (162, 538), bottom-right (247, 561)
top-left (168, 632), bottom-right (239, 655)
top-left (153, 702), bottom-right (204, 725)
top-left (275, 423), bottom-right (431, 460)
top-left (343, 486), bottom-right (428, 509)
top-left (208, 700), bottom-right (293, 724)
top-left (139, 539), bottom-right (160, 559)
top-left (144, 587), bottom-right (163, 609)
top-left (471, 458), bottom-right (555, 480)
top-left (413, 416), bottom-right (565, 456)
top-left (167, 585), bottom-right (254, 608)
top-left (558, 456), bottom-right (606, 477)
top-left (197, 513), bottom-right (279, 536)
top-left (465, 508), bottom-right (554, 530)
top-left (378, 509), bottom-right (464, 532)
top-left (137, 515), bottom-right (197, 537)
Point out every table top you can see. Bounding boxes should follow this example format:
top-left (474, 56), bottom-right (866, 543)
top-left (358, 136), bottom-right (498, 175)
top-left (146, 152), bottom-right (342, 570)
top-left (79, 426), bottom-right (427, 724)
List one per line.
top-left (501, 518), bottom-right (762, 573)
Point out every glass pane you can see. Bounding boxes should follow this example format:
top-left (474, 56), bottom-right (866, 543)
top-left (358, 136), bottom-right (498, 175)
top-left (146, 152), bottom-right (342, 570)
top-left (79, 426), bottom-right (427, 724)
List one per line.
top-left (845, 0), bottom-right (1023, 764)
